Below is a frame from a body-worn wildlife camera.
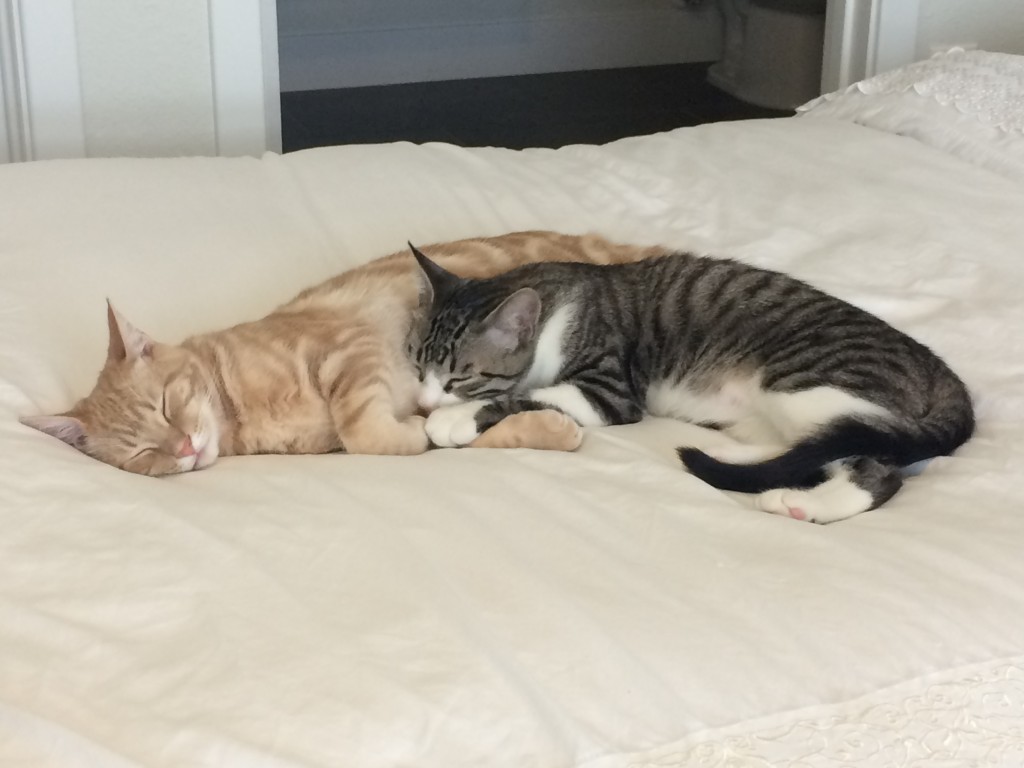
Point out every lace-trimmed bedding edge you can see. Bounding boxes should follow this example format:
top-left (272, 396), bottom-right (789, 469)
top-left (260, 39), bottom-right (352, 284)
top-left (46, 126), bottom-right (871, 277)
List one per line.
top-left (586, 655), bottom-right (1024, 768)
top-left (800, 48), bottom-right (1024, 134)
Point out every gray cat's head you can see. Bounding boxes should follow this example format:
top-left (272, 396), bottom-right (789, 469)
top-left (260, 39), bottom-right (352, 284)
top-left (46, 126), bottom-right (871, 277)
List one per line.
top-left (410, 244), bottom-right (540, 410)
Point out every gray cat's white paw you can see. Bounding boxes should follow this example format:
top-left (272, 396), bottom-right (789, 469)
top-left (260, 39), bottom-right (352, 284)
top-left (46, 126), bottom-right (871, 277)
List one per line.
top-left (756, 489), bottom-right (814, 521)
top-left (425, 401), bottom-right (486, 448)
top-left (756, 475), bottom-right (873, 524)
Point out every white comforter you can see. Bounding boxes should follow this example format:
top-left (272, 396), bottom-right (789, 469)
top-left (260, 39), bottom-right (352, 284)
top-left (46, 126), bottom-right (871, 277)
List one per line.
top-left (2, 117), bottom-right (1023, 767)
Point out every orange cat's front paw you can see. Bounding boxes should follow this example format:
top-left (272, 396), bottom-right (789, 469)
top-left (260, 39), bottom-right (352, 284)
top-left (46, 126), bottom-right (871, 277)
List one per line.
top-left (343, 416), bottom-right (429, 456)
top-left (471, 410), bottom-right (583, 452)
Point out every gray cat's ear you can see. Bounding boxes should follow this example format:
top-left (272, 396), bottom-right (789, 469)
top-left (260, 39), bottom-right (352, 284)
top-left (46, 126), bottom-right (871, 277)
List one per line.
top-left (20, 414), bottom-right (87, 449)
top-left (409, 243), bottom-right (459, 306)
top-left (482, 289), bottom-right (541, 351)
top-left (106, 300), bottom-right (153, 362)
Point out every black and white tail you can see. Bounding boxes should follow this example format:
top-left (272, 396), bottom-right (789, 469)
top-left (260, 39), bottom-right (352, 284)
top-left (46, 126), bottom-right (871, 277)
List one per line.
top-left (677, 380), bottom-right (974, 522)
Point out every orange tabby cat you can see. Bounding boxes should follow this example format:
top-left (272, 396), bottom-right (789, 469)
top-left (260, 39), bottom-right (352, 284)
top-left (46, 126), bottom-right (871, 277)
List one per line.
top-left (21, 231), bottom-right (665, 475)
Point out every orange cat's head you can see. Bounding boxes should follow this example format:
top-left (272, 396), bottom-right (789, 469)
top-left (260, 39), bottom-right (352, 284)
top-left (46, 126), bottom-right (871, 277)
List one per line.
top-left (21, 303), bottom-right (222, 476)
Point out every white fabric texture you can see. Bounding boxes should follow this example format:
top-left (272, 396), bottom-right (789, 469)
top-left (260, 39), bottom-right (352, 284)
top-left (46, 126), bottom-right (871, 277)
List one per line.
top-left (2, 117), bottom-right (1024, 767)
top-left (589, 656), bottom-right (1024, 768)
top-left (799, 48), bottom-right (1024, 181)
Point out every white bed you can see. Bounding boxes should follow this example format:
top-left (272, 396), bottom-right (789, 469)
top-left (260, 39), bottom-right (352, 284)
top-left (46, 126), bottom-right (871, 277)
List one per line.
top-left (2, 50), bottom-right (1024, 767)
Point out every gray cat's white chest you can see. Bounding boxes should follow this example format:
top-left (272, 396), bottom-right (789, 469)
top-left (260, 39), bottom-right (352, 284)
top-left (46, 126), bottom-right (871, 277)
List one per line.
top-left (524, 303), bottom-right (575, 387)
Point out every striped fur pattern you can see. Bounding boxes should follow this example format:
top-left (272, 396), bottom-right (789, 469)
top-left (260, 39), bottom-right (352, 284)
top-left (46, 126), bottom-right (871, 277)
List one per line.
top-left (411, 247), bottom-right (975, 523)
top-left (21, 232), bottom-right (665, 475)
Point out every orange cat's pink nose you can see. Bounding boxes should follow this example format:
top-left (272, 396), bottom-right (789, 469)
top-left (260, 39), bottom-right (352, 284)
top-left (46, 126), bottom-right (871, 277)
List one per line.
top-left (176, 436), bottom-right (197, 458)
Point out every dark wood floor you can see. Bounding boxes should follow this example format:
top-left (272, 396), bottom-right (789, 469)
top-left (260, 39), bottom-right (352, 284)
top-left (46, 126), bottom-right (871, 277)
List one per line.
top-left (281, 62), bottom-right (790, 152)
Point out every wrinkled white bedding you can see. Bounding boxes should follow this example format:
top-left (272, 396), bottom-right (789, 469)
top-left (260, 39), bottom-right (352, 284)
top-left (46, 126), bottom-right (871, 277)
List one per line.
top-left (2, 116), bottom-right (1024, 767)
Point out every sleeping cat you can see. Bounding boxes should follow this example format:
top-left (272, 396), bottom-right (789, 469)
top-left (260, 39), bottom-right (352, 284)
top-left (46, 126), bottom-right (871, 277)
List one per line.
top-left (21, 232), bottom-right (665, 475)
top-left (409, 245), bottom-right (974, 523)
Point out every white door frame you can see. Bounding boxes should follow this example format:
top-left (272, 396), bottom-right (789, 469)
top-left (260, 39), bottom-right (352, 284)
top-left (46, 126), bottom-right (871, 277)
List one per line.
top-left (0, 0), bottom-right (22, 163)
top-left (0, 0), bottom-right (280, 161)
top-left (822, 0), bottom-right (921, 93)
top-left (0, 0), bottom-right (85, 162)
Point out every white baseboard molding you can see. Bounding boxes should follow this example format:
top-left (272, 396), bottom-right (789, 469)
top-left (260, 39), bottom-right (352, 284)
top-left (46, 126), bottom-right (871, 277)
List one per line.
top-left (279, 8), bottom-right (723, 92)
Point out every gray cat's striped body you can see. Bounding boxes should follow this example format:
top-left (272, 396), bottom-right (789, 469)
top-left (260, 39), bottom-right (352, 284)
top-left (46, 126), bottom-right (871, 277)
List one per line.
top-left (410, 246), bottom-right (974, 523)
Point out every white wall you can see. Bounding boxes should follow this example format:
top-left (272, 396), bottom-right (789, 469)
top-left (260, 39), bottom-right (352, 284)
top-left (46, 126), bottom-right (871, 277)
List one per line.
top-left (916, 0), bottom-right (1024, 58)
top-left (277, 0), bottom-right (722, 92)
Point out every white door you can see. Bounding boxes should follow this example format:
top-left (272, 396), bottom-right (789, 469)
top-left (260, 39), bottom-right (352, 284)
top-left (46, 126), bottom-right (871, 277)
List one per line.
top-left (0, 0), bottom-right (280, 162)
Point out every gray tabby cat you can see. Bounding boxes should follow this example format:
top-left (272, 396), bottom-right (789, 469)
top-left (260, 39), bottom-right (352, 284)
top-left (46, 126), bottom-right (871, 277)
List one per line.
top-left (408, 244), bottom-right (974, 523)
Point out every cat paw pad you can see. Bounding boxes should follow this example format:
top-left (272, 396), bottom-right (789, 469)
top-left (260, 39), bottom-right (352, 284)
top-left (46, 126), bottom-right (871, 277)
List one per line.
top-left (756, 489), bottom-right (815, 522)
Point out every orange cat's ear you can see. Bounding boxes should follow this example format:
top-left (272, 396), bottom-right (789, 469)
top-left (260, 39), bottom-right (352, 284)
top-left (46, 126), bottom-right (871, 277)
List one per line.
top-left (20, 413), bottom-right (87, 449)
top-left (106, 300), bottom-right (154, 362)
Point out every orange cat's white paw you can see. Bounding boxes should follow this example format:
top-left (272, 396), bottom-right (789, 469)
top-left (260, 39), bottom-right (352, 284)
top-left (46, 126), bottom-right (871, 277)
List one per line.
top-left (425, 402), bottom-right (486, 448)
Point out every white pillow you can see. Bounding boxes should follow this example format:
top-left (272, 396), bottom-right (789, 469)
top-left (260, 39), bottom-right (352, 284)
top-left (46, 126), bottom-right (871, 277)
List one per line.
top-left (798, 48), bottom-right (1024, 182)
